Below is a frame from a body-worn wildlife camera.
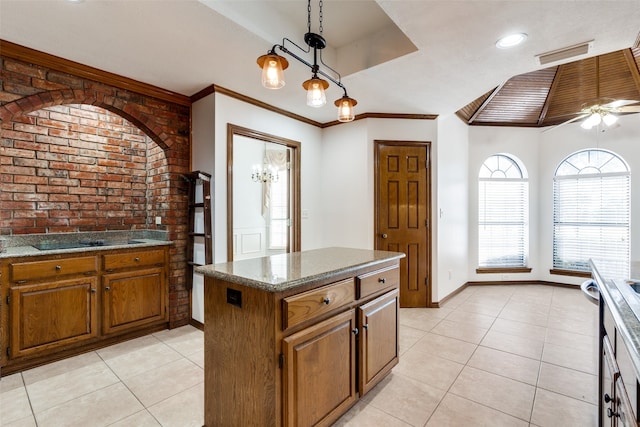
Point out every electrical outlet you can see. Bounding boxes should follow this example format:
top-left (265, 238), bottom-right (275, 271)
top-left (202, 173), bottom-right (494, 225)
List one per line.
top-left (155, 216), bottom-right (162, 225)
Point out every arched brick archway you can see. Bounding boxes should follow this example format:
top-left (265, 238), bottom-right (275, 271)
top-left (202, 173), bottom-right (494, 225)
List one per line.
top-left (0, 89), bottom-right (173, 151)
top-left (0, 57), bottom-right (192, 327)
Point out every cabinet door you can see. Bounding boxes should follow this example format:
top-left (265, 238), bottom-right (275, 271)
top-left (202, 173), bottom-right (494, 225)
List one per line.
top-left (358, 288), bottom-right (399, 396)
top-left (282, 309), bottom-right (357, 427)
top-left (102, 267), bottom-right (167, 335)
top-left (10, 277), bottom-right (97, 359)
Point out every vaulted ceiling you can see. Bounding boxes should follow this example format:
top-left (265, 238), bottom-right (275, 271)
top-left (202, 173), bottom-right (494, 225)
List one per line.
top-left (1, 1), bottom-right (640, 126)
top-left (456, 47), bottom-right (640, 128)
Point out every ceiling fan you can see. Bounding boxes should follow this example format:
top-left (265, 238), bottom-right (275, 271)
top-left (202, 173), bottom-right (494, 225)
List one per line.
top-left (544, 56), bottom-right (640, 132)
top-left (547, 99), bottom-right (640, 131)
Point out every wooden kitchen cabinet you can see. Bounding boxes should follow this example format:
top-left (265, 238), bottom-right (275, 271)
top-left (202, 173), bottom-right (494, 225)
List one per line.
top-left (102, 267), bottom-right (166, 334)
top-left (102, 249), bottom-right (167, 335)
top-left (7, 255), bottom-right (98, 360)
top-left (282, 309), bottom-right (358, 427)
top-left (200, 248), bottom-right (403, 427)
top-left (358, 288), bottom-right (399, 396)
top-left (9, 276), bottom-right (98, 359)
top-left (1, 245), bottom-right (169, 375)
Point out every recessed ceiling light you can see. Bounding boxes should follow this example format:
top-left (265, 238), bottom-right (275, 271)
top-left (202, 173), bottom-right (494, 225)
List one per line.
top-left (66, 0), bottom-right (85, 3)
top-left (496, 33), bottom-right (528, 49)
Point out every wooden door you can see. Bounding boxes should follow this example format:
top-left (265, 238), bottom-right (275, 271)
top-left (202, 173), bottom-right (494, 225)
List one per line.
top-left (375, 141), bottom-right (431, 307)
top-left (358, 288), bottom-right (399, 396)
top-left (282, 309), bottom-right (357, 427)
top-left (102, 267), bottom-right (166, 334)
top-left (10, 277), bottom-right (97, 359)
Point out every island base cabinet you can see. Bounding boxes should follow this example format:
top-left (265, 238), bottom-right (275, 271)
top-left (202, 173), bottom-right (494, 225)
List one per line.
top-left (102, 268), bottom-right (166, 335)
top-left (282, 309), bottom-right (358, 427)
top-left (9, 278), bottom-right (98, 359)
top-left (358, 288), bottom-right (399, 396)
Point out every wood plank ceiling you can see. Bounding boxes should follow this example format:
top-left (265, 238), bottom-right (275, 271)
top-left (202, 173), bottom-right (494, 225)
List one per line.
top-left (456, 48), bottom-right (640, 128)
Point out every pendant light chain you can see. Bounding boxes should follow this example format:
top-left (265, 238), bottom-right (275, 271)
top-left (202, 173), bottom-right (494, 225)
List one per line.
top-left (319, 0), bottom-right (323, 35)
top-left (307, 0), bottom-right (311, 35)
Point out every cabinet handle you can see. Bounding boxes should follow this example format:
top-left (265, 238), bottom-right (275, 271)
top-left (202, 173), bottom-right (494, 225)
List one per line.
top-left (352, 328), bottom-right (359, 335)
top-left (363, 324), bottom-right (368, 330)
top-left (90, 289), bottom-right (97, 293)
top-left (55, 265), bottom-right (62, 271)
top-left (322, 297), bottom-right (331, 305)
top-left (607, 408), bottom-right (619, 418)
top-left (604, 393), bottom-right (613, 403)
top-left (105, 286), bottom-right (111, 291)
top-left (134, 257), bottom-right (140, 262)
top-left (378, 277), bottom-right (386, 284)
top-left (381, 233), bottom-right (388, 239)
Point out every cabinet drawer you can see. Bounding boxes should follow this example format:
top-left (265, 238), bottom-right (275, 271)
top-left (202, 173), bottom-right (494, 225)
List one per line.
top-left (11, 256), bottom-right (98, 282)
top-left (283, 279), bottom-right (355, 330)
top-left (356, 266), bottom-right (399, 299)
top-left (103, 249), bottom-right (165, 271)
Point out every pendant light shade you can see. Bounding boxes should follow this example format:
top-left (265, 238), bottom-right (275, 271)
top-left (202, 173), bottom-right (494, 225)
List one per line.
top-left (334, 95), bottom-right (357, 122)
top-left (302, 77), bottom-right (329, 107)
top-left (257, 53), bottom-right (289, 89)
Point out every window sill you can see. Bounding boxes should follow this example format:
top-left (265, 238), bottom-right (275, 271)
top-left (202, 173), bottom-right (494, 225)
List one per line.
top-left (549, 269), bottom-right (592, 278)
top-left (476, 267), bottom-right (532, 274)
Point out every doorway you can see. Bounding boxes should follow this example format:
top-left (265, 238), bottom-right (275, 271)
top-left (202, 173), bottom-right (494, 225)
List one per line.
top-left (227, 124), bottom-right (301, 261)
top-left (374, 141), bottom-right (432, 308)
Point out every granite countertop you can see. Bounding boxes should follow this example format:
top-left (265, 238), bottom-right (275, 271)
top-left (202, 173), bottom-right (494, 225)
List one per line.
top-left (591, 260), bottom-right (640, 381)
top-left (0, 230), bottom-right (171, 259)
top-left (195, 247), bottom-right (405, 293)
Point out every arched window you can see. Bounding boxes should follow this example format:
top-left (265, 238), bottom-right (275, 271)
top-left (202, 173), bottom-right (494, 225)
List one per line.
top-left (478, 154), bottom-right (529, 268)
top-left (553, 149), bottom-right (630, 277)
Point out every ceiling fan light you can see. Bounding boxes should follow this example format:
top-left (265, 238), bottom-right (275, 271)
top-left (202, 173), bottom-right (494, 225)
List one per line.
top-left (303, 77), bottom-right (329, 108)
top-left (257, 53), bottom-right (289, 89)
top-left (334, 95), bottom-right (358, 122)
top-left (581, 112), bottom-right (601, 129)
top-left (602, 113), bottom-right (618, 126)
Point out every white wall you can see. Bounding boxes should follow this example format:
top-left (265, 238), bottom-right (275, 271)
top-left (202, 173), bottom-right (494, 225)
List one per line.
top-left (213, 93), bottom-right (324, 262)
top-left (320, 118), bottom-right (439, 251)
top-left (538, 115), bottom-right (640, 283)
top-left (468, 115), bottom-right (640, 286)
top-left (468, 125), bottom-right (541, 283)
top-left (435, 114), bottom-right (471, 301)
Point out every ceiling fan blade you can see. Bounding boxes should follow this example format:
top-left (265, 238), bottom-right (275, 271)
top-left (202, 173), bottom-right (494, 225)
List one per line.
top-left (604, 99), bottom-right (640, 108)
top-left (618, 105), bottom-right (640, 113)
top-left (542, 114), bottom-right (589, 133)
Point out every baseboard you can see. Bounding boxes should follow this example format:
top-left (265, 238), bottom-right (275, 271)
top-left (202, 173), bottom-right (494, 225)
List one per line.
top-left (465, 279), bottom-right (578, 288)
top-left (189, 319), bottom-right (204, 331)
top-left (433, 280), bottom-right (578, 307)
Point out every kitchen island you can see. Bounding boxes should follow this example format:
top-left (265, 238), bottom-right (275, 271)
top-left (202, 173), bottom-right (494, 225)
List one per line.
top-left (591, 261), bottom-right (640, 426)
top-left (196, 247), bottom-right (404, 427)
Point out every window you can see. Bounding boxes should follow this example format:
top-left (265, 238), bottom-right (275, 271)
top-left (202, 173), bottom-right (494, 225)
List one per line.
top-left (553, 149), bottom-right (630, 278)
top-left (478, 154), bottom-right (529, 268)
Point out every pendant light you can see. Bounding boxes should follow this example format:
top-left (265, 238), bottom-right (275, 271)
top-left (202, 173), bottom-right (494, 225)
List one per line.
top-left (256, 0), bottom-right (357, 121)
top-left (335, 93), bottom-right (357, 122)
top-left (257, 51), bottom-right (289, 90)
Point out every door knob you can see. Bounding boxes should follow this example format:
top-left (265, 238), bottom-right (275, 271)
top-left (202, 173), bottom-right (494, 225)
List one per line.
top-left (381, 233), bottom-right (388, 239)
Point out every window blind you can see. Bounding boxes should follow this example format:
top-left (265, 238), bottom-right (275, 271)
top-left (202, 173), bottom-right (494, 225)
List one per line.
top-left (479, 179), bottom-right (529, 268)
top-left (553, 172), bottom-right (630, 278)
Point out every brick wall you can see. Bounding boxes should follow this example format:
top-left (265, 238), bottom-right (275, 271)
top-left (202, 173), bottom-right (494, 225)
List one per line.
top-left (0, 54), bottom-right (192, 327)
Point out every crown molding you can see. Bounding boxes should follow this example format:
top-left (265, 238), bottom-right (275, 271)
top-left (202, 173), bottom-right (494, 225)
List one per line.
top-left (0, 40), bottom-right (191, 106)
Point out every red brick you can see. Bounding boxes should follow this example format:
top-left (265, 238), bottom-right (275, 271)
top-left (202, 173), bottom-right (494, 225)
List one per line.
top-left (14, 175), bottom-right (47, 185)
top-left (1, 183), bottom-right (35, 193)
top-left (4, 60), bottom-right (47, 79)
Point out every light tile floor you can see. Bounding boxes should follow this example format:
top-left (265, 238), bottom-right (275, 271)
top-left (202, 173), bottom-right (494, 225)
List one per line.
top-left (0, 284), bottom-right (598, 426)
